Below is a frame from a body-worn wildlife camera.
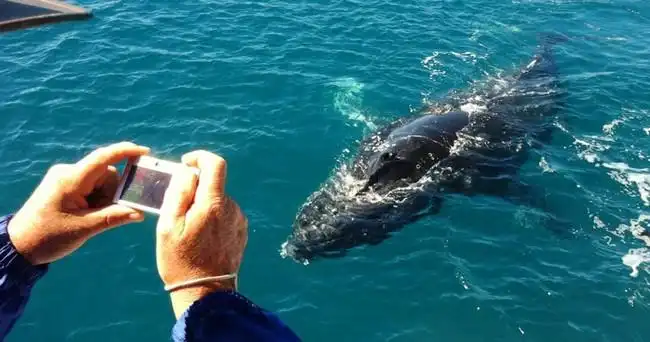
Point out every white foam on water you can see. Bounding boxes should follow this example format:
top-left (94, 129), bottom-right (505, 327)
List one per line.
top-left (491, 20), bottom-right (521, 33)
top-left (422, 53), bottom-right (438, 66)
top-left (602, 119), bottom-right (623, 136)
top-left (538, 156), bottom-right (554, 173)
top-left (605, 36), bottom-right (628, 41)
top-left (335, 163), bottom-right (368, 199)
top-left (602, 163), bottom-right (650, 206)
top-left (592, 215), bottom-right (606, 229)
top-left (628, 214), bottom-right (650, 245)
top-left (629, 173), bottom-right (650, 206)
top-left (613, 214), bottom-right (650, 242)
top-left (422, 51), bottom-right (446, 78)
top-left (573, 135), bottom-right (612, 166)
top-left (456, 273), bottom-right (470, 290)
top-left (593, 109), bottom-right (650, 207)
top-left (622, 249), bottom-right (650, 278)
top-left (469, 29), bottom-right (481, 41)
top-left (616, 215), bottom-right (650, 277)
top-left (582, 153), bottom-right (599, 164)
top-left (553, 121), bottom-right (570, 133)
top-left (451, 51), bottom-right (479, 63)
top-left (331, 77), bottom-right (377, 130)
top-left (459, 102), bottom-right (485, 114)
top-left (421, 50), bottom-right (485, 79)
top-left (456, 93), bottom-right (488, 116)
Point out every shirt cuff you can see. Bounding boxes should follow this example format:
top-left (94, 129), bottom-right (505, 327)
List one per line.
top-left (0, 215), bottom-right (48, 287)
top-left (172, 290), bottom-right (300, 341)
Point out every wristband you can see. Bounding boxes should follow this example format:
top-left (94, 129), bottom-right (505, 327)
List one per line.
top-left (164, 274), bottom-right (237, 292)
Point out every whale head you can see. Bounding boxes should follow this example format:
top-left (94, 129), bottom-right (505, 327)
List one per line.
top-left (282, 185), bottom-right (439, 263)
top-left (282, 136), bottom-right (447, 263)
top-left (282, 112), bottom-right (470, 263)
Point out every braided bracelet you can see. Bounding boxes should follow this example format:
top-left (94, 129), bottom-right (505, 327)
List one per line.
top-left (164, 274), bottom-right (238, 292)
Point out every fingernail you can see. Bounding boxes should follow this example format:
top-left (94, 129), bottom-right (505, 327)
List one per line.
top-left (129, 212), bottom-right (144, 221)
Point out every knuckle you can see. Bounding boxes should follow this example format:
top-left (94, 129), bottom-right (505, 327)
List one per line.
top-left (94, 146), bottom-right (108, 156)
top-left (90, 160), bottom-right (104, 170)
top-left (191, 150), bottom-right (210, 159)
top-left (47, 164), bottom-right (73, 179)
top-left (48, 164), bottom-right (65, 174)
top-left (89, 147), bottom-right (109, 162)
top-left (207, 202), bottom-right (223, 218)
top-left (200, 198), bottom-right (227, 219)
top-left (115, 141), bottom-right (136, 150)
top-left (103, 212), bottom-right (115, 228)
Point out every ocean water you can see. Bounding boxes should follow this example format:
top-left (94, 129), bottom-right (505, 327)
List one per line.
top-left (2, 0), bottom-right (650, 341)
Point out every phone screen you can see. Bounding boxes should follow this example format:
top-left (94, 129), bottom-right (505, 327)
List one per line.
top-left (119, 164), bottom-right (172, 210)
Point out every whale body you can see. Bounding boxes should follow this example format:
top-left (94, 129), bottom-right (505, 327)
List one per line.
top-left (283, 35), bottom-right (568, 263)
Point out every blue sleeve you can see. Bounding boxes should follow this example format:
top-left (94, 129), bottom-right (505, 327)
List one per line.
top-left (0, 215), bottom-right (48, 340)
top-left (172, 290), bottom-right (301, 342)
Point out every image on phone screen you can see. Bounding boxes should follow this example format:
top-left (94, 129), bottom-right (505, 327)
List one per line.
top-left (119, 164), bottom-right (172, 210)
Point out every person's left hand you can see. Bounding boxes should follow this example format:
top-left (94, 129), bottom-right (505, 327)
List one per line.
top-left (8, 142), bottom-right (150, 265)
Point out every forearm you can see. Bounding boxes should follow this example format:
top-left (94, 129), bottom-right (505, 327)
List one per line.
top-left (0, 215), bottom-right (48, 338)
top-left (172, 290), bottom-right (301, 342)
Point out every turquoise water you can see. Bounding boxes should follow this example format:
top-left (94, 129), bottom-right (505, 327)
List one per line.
top-left (2, 0), bottom-right (650, 341)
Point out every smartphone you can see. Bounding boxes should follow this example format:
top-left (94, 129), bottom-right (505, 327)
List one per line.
top-left (113, 156), bottom-right (199, 215)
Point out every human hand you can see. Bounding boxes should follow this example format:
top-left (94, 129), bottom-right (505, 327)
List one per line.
top-left (8, 142), bottom-right (150, 265)
top-left (156, 150), bottom-right (248, 317)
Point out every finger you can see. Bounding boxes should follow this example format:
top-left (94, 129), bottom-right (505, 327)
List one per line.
top-left (181, 150), bottom-right (227, 203)
top-left (157, 167), bottom-right (198, 235)
top-left (91, 165), bottom-right (119, 195)
top-left (76, 142), bottom-right (150, 181)
top-left (79, 204), bottom-right (145, 235)
top-left (96, 166), bottom-right (118, 189)
top-left (87, 166), bottom-right (120, 208)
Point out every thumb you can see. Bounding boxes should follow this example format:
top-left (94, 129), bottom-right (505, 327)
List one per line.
top-left (81, 204), bottom-right (145, 235)
top-left (158, 167), bottom-right (198, 235)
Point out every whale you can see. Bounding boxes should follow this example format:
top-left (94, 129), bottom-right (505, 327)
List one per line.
top-left (282, 34), bottom-right (568, 263)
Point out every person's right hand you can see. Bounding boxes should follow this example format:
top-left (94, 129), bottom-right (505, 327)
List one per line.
top-left (156, 150), bottom-right (248, 318)
top-left (8, 142), bottom-right (149, 265)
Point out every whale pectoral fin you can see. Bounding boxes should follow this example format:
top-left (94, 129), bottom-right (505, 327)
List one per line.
top-left (503, 181), bottom-right (573, 237)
